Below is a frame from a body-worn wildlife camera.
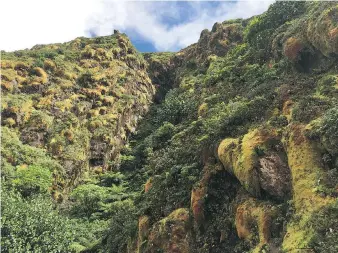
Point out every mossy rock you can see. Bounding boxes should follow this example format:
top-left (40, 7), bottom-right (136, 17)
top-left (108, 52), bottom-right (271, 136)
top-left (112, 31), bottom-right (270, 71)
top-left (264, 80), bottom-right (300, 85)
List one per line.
top-left (282, 123), bottom-right (335, 251)
top-left (146, 208), bottom-right (191, 253)
top-left (235, 198), bottom-right (279, 251)
top-left (307, 5), bottom-right (338, 56)
top-left (218, 128), bottom-right (287, 198)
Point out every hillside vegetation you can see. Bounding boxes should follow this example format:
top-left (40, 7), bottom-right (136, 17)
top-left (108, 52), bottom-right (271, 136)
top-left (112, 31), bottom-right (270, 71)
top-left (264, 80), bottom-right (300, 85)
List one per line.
top-left (1, 2), bottom-right (338, 253)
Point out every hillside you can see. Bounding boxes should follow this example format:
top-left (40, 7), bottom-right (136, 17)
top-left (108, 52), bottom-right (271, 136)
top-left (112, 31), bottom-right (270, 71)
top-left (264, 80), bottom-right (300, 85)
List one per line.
top-left (1, 1), bottom-right (338, 253)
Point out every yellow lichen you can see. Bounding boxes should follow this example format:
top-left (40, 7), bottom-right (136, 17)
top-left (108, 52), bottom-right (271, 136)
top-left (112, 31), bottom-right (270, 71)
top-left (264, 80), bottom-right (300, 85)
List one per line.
top-left (282, 100), bottom-right (293, 121)
top-left (29, 67), bottom-right (48, 85)
top-left (81, 46), bottom-right (95, 59)
top-left (1, 81), bottom-right (13, 92)
top-left (55, 99), bottom-right (73, 112)
top-left (1, 60), bottom-right (14, 69)
top-left (1, 68), bottom-right (17, 82)
top-left (282, 124), bottom-right (334, 251)
top-left (4, 118), bottom-right (16, 127)
top-left (37, 95), bottom-right (54, 109)
top-left (235, 198), bottom-right (278, 252)
top-left (44, 59), bottom-right (56, 71)
top-left (198, 102), bottom-right (208, 117)
top-left (14, 61), bottom-right (29, 71)
top-left (218, 128), bottom-right (278, 196)
top-left (59, 80), bottom-right (74, 89)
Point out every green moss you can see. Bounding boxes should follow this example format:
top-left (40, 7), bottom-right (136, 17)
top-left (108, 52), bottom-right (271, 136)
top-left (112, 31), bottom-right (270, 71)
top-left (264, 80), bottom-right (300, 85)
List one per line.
top-left (282, 124), bottom-right (334, 251)
top-left (218, 128), bottom-right (279, 197)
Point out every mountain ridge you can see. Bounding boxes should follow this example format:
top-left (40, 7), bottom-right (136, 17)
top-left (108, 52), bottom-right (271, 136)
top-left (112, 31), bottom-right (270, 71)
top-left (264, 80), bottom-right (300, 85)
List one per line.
top-left (1, 1), bottom-right (338, 253)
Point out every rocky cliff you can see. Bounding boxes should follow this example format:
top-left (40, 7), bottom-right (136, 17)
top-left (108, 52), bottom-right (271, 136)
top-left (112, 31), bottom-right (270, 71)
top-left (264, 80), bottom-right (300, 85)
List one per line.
top-left (1, 1), bottom-right (338, 253)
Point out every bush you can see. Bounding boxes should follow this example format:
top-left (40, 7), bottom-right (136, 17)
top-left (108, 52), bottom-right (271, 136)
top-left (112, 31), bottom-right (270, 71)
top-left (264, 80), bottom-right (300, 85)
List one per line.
top-left (70, 184), bottom-right (110, 218)
top-left (244, 1), bottom-right (306, 60)
top-left (1, 127), bottom-right (64, 181)
top-left (152, 122), bottom-right (175, 149)
top-left (316, 107), bottom-right (338, 155)
top-left (308, 202), bottom-right (338, 252)
top-left (1, 187), bottom-right (75, 253)
top-left (157, 89), bottom-right (198, 125)
top-left (101, 199), bottom-right (138, 253)
top-left (11, 165), bottom-right (52, 197)
top-left (292, 96), bottom-right (331, 123)
top-left (77, 71), bottom-right (96, 88)
top-left (270, 115), bottom-right (288, 127)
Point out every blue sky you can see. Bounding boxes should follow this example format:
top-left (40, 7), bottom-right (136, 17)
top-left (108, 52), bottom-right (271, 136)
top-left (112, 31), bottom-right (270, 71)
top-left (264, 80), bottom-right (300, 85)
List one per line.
top-left (1, 0), bottom-right (274, 52)
top-left (125, 1), bottom-right (230, 52)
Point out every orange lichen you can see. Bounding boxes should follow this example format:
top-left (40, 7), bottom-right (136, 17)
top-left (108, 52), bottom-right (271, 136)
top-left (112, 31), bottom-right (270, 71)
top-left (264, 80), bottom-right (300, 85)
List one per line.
top-left (63, 129), bottom-right (74, 141)
top-left (191, 185), bottom-right (206, 226)
top-left (190, 162), bottom-right (222, 226)
top-left (329, 27), bottom-right (338, 39)
top-left (235, 198), bottom-right (277, 250)
top-left (137, 215), bottom-right (150, 252)
top-left (284, 37), bottom-right (303, 61)
top-left (144, 177), bottom-right (153, 193)
top-left (147, 208), bottom-right (191, 253)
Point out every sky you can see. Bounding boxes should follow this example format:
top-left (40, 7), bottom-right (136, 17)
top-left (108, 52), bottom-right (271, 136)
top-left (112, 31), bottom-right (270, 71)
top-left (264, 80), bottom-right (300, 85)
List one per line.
top-left (0, 0), bottom-right (275, 53)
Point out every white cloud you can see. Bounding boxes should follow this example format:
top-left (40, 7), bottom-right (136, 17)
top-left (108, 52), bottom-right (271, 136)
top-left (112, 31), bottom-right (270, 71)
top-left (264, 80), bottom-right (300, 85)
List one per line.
top-left (0, 0), bottom-right (275, 52)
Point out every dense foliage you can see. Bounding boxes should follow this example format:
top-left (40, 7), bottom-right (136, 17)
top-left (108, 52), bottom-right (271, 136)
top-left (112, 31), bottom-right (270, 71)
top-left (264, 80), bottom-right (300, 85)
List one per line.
top-left (1, 2), bottom-right (338, 253)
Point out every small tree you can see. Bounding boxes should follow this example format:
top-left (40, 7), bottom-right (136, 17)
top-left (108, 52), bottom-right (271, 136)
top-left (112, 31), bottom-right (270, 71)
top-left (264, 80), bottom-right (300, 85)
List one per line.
top-left (11, 165), bottom-right (52, 197)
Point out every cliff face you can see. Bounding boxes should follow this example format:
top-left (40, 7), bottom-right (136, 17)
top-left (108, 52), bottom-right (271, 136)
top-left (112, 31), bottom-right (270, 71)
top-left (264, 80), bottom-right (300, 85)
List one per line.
top-left (120, 2), bottom-right (338, 253)
top-left (1, 2), bottom-right (338, 253)
top-left (1, 33), bottom-right (155, 193)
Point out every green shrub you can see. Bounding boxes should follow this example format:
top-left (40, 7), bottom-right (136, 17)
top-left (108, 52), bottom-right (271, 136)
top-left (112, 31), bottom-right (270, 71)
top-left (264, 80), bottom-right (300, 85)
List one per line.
top-left (308, 201), bottom-right (338, 252)
top-left (316, 107), bottom-right (338, 155)
top-left (70, 184), bottom-right (111, 218)
top-left (100, 199), bottom-right (138, 253)
top-left (98, 171), bottom-right (125, 187)
top-left (1, 187), bottom-right (75, 253)
top-left (292, 96), bottom-right (331, 123)
top-left (32, 56), bottom-right (45, 68)
top-left (77, 71), bottom-right (96, 88)
top-left (1, 127), bottom-right (63, 180)
top-left (157, 89), bottom-right (198, 125)
top-left (11, 165), bottom-right (52, 197)
top-left (244, 1), bottom-right (306, 60)
top-left (152, 122), bottom-right (175, 149)
top-left (270, 115), bottom-right (288, 127)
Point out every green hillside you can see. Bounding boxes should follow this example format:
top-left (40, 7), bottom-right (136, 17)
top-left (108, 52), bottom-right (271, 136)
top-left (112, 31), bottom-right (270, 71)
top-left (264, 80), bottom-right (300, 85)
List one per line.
top-left (1, 2), bottom-right (338, 253)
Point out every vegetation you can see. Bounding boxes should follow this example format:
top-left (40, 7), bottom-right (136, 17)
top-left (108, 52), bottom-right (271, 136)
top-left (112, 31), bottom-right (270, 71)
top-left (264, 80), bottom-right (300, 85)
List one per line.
top-left (1, 2), bottom-right (338, 253)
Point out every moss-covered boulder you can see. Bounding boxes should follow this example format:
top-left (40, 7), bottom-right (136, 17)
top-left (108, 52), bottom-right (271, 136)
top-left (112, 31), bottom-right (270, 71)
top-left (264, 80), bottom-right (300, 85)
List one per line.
top-left (235, 198), bottom-right (279, 252)
top-left (218, 128), bottom-right (291, 198)
top-left (146, 208), bottom-right (191, 253)
top-left (282, 124), bottom-right (335, 251)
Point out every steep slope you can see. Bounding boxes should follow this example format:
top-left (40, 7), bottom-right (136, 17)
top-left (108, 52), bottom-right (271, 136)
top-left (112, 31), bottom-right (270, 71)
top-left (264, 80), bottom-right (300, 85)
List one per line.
top-left (1, 1), bottom-right (338, 253)
top-left (1, 32), bottom-right (155, 195)
top-left (104, 2), bottom-right (338, 253)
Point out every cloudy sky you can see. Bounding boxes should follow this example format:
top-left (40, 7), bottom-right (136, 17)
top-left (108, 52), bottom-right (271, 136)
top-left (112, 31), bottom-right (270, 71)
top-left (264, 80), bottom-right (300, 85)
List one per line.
top-left (0, 0), bottom-right (275, 52)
